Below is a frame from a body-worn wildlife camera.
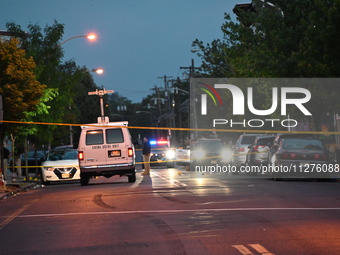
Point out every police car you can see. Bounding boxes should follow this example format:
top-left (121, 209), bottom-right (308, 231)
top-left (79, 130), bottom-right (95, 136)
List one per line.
top-left (149, 140), bottom-right (175, 168)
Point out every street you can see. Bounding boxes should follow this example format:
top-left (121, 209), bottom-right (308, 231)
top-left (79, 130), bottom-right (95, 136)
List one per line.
top-left (0, 164), bottom-right (339, 255)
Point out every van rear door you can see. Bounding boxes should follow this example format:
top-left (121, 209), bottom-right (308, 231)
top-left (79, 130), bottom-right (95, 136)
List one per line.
top-left (82, 128), bottom-right (107, 166)
top-left (105, 128), bottom-right (130, 165)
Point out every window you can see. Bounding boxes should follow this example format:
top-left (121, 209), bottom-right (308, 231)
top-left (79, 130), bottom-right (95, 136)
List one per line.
top-left (241, 136), bottom-right (257, 144)
top-left (106, 128), bottom-right (124, 144)
top-left (283, 139), bottom-right (324, 150)
top-left (257, 137), bottom-right (274, 146)
top-left (86, 130), bottom-right (104, 145)
top-left (47, 150), bottom-right (78, 160)
top-left (64, 150), bottom-right (78, 159)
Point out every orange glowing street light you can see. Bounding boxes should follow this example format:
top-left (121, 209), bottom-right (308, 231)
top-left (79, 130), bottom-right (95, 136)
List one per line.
top-left (87, 34), bottom-right (96, 40)
top-left (59, 32), bottom-right (97, 145)
top-left (58, 33), bottom-right (97, 46)
top-left (92, 68), bottom-right (104, 74)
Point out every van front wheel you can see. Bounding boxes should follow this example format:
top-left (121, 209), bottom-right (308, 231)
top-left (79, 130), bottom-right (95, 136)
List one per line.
top-left (80, 173), bottom-right (90, 186)
top-left (128, 174), bottom-right (136, 183)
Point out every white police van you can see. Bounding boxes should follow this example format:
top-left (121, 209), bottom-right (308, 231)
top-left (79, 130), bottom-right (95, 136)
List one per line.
top-left (77, 117), bottom-right (136, 186)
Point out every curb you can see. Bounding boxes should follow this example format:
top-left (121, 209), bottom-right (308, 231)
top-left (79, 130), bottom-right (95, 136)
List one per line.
top-left (0, 182), bottom-right (40, 200)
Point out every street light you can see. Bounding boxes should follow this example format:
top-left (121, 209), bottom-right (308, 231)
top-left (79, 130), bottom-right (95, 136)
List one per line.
top-left (191, 49), bottom-right (200, 53)
top-left (92, 68), bottom-right (104, 75)
top-left (58, 33), bottom-right (96, 46)
top-left (58, 33), bottom-right (97, 145)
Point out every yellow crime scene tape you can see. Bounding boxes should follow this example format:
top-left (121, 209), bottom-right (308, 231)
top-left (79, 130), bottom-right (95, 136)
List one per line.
top-left (2, 119), bottom-right (338, 167)
top-left (3, 119), bottom-right (340, 135)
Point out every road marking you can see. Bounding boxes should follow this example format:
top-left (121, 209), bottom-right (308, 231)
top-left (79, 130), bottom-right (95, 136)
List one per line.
top-left (3, 207), bottom-right (339, 219)
top-left (151, 172), bottom-right (187, 187)
top-left (129, 175), bottom-right (143, 189)
top-left (130, 172), bottom-right (187, 189)
top-left (233, 244), bottom-right (275, 255)
top-left (0, 199), bottom-right (38, 230)
top-left (249, 244), bottom-right (275, 255)
top-left (232, 245), bottom-right (255, 255)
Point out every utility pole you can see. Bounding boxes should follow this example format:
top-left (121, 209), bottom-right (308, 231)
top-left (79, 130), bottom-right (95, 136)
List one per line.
top-left (180, 59), bottom-right (199, 78)
top-left (158, 75), bottom-right (173, 111)
top-left (158, 75), bottom-right (173, 89)
top-left (180, 59), bottom-right (200, 140)
top-left (150, 86), bottom-right (163, 118)
top-left (158, 75), bottom-right (175, 143)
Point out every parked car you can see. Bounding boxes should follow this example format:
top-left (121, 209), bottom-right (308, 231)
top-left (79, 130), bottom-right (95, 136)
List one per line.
top-left (268, 133), bottom-right (315, 166)
top-left (271, 138), bottom-right (328, 180)
top-left (175, 147), bottom-right (190, 166)
top-left (232, 134), bottom-right (264, 167)
top-left (41, 149), bottom-right (80, 184)
top-left (245, 135), bottom-right (275, 167)
top-left (149, 140), bottom-right (176, 168)
top-left (54, 145), bottom-right (74, 150)
top-left (191, 139), bottom-right (232, 165)
top-left (20, 151), bottom-right (47, 175)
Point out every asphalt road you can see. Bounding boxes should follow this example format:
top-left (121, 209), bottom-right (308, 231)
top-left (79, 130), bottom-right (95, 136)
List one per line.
top-left (0, 165), bottom-right (339, 255)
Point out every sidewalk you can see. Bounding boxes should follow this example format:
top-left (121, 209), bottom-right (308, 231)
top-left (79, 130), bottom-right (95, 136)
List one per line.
top-left (0, 171), bottom-right (40, 200)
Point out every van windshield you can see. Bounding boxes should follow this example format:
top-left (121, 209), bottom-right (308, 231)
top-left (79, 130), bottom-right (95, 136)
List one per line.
top-left (106, 128), bottom-right (124, 143)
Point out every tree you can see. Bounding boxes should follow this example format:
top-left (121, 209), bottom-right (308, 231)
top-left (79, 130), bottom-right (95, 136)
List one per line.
top-left (0, 38), bottom-right (46, 123)
top-left (5, 21), bottom-right (102, 147)
top-left (0, 38), bottom-right (48, 174)
top-left (107, 92), bottom-right (132, 122)
top-left (192, 0), bottom-right (340, 130)
top-left (5, 21), bottom-right (66, 147)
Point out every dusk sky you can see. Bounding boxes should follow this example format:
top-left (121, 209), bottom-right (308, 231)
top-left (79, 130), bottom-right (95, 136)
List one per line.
top-left (1, 0), bottom-right (241, 102)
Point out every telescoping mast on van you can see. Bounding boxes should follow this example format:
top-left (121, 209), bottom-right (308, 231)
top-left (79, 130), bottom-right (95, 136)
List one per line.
top-left (77, 89), bottom-right (136, 185)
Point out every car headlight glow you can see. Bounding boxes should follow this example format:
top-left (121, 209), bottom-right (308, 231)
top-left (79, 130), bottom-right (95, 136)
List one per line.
top-left (166, 150), bottom-right (175, 159)
top-left (221, 149), bottom-right (232, 162)
top-left (192, 149), bottom-right (205, 159)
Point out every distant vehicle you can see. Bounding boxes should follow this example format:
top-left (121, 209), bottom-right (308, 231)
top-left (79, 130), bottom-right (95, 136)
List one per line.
top-left (272, 138), bottom-right (328, 180)
top-left (245, 135), bottom-right (275, 167)
top-left (54, 145), bottom-right (74, 150)
top-left (77, 119), bottom-right (136, 186)
top-left (41, 149), bottom-right (80, 185)
top-left (20, 151), bottom-right (47, 174)
top-left (191, 139), bottom-right (232, 165)
top-left (268, 133), bottom-right (315, 166)
top-left (175, 147), bottom-right (190, 166)
top-left (232, 134), bottom-right (264, 167)
top-left (149, 140), bottom-right (175, 168)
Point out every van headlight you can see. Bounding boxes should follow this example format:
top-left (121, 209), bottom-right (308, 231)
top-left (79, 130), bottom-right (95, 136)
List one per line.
top-left (192, 149), bottom-right (205, 159)
top-left (166, 150), bottom-right (175, 159)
